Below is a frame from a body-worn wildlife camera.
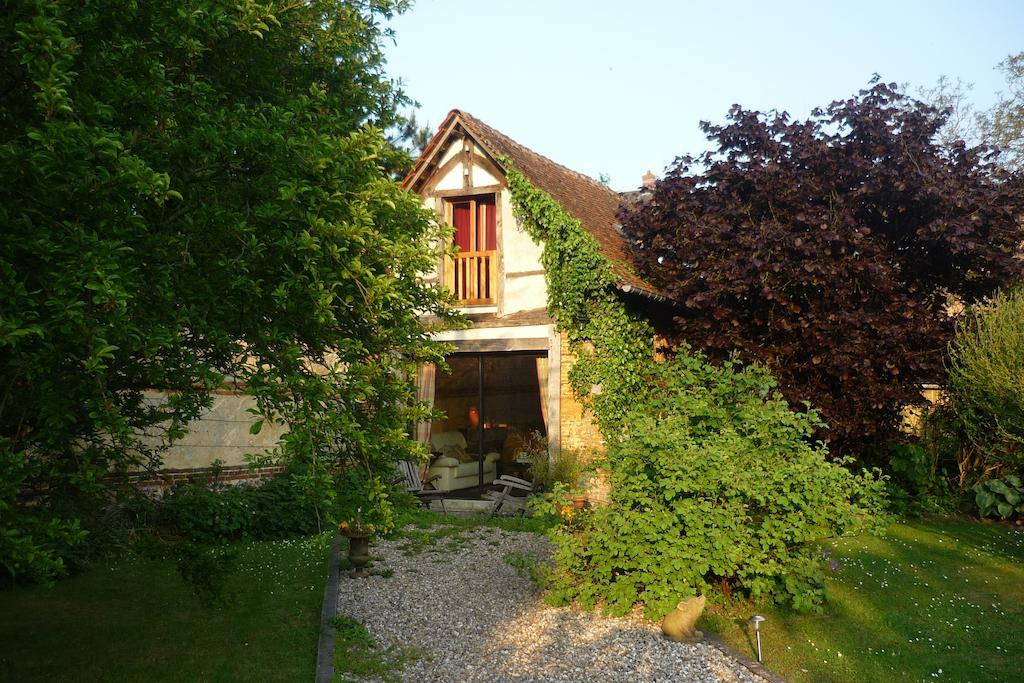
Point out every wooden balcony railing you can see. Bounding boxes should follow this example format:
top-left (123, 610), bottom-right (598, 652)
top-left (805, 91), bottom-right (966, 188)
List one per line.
top-left (446, 250), bottom-right (496, 305)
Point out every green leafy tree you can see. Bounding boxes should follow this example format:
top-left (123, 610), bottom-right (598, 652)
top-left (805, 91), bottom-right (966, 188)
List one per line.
top-left (392, 110), bottom-right (434, 156)
top-left (915, 75), bottom-right (982, 151)
top-left (982, 52), bottom-right (1024, 172)
top-left (1, 0), bottom-right (455, 581)
top-left (920, 52), bottom-right (1024, 171)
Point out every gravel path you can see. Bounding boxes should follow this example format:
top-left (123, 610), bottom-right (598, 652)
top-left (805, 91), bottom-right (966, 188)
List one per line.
top-left (336, 525), bottom-right (766, 682)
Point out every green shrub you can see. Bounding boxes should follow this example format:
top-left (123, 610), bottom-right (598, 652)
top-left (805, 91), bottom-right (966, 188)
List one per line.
top-left (160, 473), bottom-right (321, 543)
top-left (334, 468), bottom-right (397, 535)
top-left (945, 288), bottom-right (1024, 476)
top-left (525, 432), bottom-right (584, 492)
top-left (974, 476), bottom-right (1024, 520)
top-left (175, 543), bottom-right (239, 607)
top-left (883, 442), bottom-right (958, 515)
top-left (543, 353), bottom-right (887, 619)
top-left (248, 474), bottom-right (325, 538)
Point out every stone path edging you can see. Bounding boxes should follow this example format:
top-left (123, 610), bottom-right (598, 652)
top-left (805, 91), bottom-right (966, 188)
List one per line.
top-left (704, 632), bottom-right (788, 683)
top-left (314, 534), bottom-right (343, 683)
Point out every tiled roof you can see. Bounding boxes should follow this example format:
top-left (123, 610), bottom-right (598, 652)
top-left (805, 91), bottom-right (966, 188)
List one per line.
top-left (405, 110), bottom-right (660, 298)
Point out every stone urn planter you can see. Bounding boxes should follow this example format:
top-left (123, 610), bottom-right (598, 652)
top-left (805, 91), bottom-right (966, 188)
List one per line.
top-left (339, 509), bottom-right (375, 579)
top-left (344, 534), bottom-right (371, 579)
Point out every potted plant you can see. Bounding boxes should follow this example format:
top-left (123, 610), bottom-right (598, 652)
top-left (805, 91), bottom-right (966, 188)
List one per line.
top-left (338, 508), bottom-right (377, 579)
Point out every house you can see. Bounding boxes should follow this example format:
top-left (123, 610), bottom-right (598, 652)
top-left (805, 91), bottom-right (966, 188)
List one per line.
top-left (403, 109), bottom-right (664, 492)
top-left (127, 110), bottom-right (662, 494)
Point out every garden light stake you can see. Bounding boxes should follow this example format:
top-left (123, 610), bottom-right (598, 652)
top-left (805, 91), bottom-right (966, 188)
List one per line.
top-left (751, 614), bottom-right (766, 663)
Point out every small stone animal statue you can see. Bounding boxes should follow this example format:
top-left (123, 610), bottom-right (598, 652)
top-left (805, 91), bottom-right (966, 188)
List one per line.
top-left (660, 595), bottom-right (706, 641)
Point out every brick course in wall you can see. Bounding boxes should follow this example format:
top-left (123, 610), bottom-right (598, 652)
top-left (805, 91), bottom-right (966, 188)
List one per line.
top-left (105, 464), bottom-right (285, 495)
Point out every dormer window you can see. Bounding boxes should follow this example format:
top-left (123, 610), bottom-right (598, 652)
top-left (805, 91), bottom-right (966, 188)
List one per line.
top-left (445, 194), bottom-right (497, 305)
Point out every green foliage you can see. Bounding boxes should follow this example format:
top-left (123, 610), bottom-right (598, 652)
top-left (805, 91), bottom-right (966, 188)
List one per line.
top-left (505, 164), bottom-right (655, 436)
top-left (505, 162), bottom-right (885, 619)
top-left (883, 442), bottom-right (958, 516)
top-left (944, 289), bottom-right (1024, 476)
top-left (160, 474), bottom-right (321, 543)
top-left (974, 475), bottom-right (1024, 520)
top-left (887, 444), bottom-right (937, 495)
top-left (335, 468), bottom-right (398, 536)
top-left (0, 440), bottom-right (85, 579)
top-left (1, 0), bottom-right (457, 579)
top-left (504, 550), bottom-right (547, 584)
top-left (523, 431), bottom-right (584, 492)
top-left (542, 357), bottom-right (887, 618)
top-left (330, 615), bottom-right (377, 648)
top-left (155, 472), bottom-right (336, 604)
top-left (331, 615), bottom-right (425, 682)
top-left (981, 52), bottom-right (1024, 171)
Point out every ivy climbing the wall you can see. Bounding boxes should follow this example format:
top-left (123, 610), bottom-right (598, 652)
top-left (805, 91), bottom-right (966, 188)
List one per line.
top-left (503, 164), bottom-right (654, 438)
top-left (505, 163), bottom-right (886, 616)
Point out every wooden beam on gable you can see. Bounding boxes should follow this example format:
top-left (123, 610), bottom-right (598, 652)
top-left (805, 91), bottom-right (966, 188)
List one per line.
top-left (462, 135), bottom-right (473, 190)
top-left (450, 338), bottom-right (549, 353)
top-left (422, 152), bottom-right (466, 196)
top-left (403, 111), bottom-right (462, 193)
top-left (405, 112), bottom-right (519, 198)
top-left (469, 149), bottom-right (506, 189)
top-left (432, 184), bottom-right (504, 198)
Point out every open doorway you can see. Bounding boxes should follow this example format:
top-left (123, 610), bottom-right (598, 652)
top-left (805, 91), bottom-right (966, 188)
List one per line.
top-left (426, 352), bottom-right (548, 493)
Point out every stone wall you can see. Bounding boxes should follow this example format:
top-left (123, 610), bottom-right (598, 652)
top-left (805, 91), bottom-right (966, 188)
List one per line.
top-left (139, 390), bottom-right (284, 470)
top-left (557, 331), bottom-right (604, 458)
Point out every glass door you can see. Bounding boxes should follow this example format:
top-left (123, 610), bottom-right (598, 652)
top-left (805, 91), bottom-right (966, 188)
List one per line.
top-left (431, 352), bottom-right (549, 490)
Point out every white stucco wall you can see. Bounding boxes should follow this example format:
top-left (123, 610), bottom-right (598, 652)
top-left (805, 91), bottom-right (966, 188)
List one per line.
top-left (498, 188), bottom-right (547, 314)
top-left (471, 164), bottom-right (499, 187)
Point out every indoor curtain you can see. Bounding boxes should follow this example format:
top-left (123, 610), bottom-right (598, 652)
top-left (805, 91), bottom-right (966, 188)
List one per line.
top-left (536, 356), bottom-right (549, 432)
top-left (415, 363), bottom-right (436, 446)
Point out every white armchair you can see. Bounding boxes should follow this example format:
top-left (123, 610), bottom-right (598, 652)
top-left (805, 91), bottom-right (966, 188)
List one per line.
top-left (426, 431), bottom-right (500, 491)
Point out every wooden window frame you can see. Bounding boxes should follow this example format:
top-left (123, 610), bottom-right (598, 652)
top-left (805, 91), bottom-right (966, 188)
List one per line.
top-left (444, 194), bottom-right (497, 306)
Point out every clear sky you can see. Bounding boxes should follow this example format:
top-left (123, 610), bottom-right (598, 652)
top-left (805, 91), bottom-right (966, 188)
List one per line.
top-left (384, 0), bottom-right (1023, 191)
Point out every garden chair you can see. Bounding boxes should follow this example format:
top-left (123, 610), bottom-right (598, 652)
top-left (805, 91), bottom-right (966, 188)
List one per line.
top-left (483, 475), bottom-right (534, 517)
top-left (395, 460), bottom-right (448, 515)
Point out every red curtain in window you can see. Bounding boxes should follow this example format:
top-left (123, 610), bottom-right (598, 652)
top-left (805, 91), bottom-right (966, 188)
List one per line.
top-left (452, 201), bottom-right (472, 251)
top-left (451, 196), bottom-right (495, 252)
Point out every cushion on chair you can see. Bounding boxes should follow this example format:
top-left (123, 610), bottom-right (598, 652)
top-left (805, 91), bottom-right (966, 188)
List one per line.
top-left (430, 431), bottom-right (467, 452)
top-left (433, 456), bottom-right (460, 467)
top-left (444, 444), bottom-right (475, 463)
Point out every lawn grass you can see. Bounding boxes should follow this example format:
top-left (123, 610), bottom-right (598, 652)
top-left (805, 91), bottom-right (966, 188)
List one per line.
top-left (387, 507), bottom-right (554, 556)
top-left (704, 517), bottom-right (1024, 683)
top-left (0, 535), bottom-right (330, 682)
